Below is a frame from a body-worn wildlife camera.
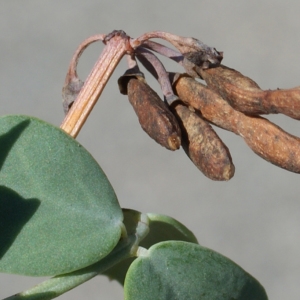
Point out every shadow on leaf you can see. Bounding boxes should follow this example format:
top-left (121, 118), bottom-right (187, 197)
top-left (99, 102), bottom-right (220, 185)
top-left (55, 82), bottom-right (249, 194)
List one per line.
top-left (0, 185), bottom-right (40, 258)
top-left (0, 119), bottom-right (30, 171)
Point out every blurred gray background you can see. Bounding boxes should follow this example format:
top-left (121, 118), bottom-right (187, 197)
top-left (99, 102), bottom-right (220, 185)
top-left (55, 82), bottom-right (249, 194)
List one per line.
top-left (1, 1), bottom-right (299, 299)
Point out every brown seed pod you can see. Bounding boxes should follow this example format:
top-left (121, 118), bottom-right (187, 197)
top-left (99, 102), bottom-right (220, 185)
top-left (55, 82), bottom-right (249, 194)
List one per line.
top-left (198, 65), bottom-right (300, 120)
top-left (235, 115), bottom-right (300, 173)
top-left (126, 78), bottom-right (181, 150)
top-left (171, 102), bottom-right (235, 180)
top-left (173, 75), bottom-right (300, 173)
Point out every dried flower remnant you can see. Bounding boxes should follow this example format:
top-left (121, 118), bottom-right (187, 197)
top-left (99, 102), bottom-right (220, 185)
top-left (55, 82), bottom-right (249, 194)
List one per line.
top-left (171, 102), bottom-right (235, 180)
top-left (62, 34), bottom-right (106, 114)
top-left (119, 75), bottom-right (181, 151)
top-left (199, 65), bottom-right (300, 120)
top-left (173, 75), bottom-right (300, 173)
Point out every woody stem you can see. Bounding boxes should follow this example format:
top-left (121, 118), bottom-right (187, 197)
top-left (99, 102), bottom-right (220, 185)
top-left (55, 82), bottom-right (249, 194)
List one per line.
top-left (60, 34), bottom-right (128, 138)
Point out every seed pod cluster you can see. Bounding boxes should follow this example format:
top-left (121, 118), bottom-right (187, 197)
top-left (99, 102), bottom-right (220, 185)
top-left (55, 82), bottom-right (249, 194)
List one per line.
top-left (119, 75), bottom-right (181, 151)
top-left (63, 30), bottom-right (300, 180)
top-left (119, 72), bottom-right (237, 180)
top-left (198, 65), bottom-right (300, 120)
top-left (173, 75), bottom-right (300, 173)
top-left (119, 68), bottom-right (300, 177)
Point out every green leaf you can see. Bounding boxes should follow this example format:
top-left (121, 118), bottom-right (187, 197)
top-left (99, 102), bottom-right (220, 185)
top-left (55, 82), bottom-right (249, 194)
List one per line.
top-left (143, 213), bottom-right (198, 247)
top-left (102, 210), bottom-right (198, 285)
top-left (124, 241), bottom-right (268, 300)
top-left (0, 115), bottom-right (123, 276)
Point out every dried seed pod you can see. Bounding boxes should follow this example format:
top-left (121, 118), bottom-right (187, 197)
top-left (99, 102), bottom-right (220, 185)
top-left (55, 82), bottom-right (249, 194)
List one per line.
top-left (172, 75), bottom-right (239, 132)
top-left (173, 75), bottom-right (300, 173)
top-left (126, 78), bottom-right (181, 150)
top-left (171, 102), bottom-right (235, 180)
top-left (236, 115), bottom-right (300, 173)
top-left (199, 65), bottom-right (300, 120)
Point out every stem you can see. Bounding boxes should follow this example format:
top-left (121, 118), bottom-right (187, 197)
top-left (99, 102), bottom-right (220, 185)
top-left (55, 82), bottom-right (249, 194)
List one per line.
top-left (136, 48), bottom-right (179, 105)
top-left (136, 246), bottom-right (148, 257)
top-left (66, 34), bottom-right (106, 80)
top-left (62, 34), bottom-right (105, 114)
top-left (60, 34), bottom-right (128, 138)
top-left (126, 53), bottom-right (139, 70)
top-left (142, 40), bottom-right (184, 64)
top-left (131, 31), bottom-right (223, 70)
top-left (131, 31), bottom-right (207, 53)
top-left (131, 31), bottom-right (181, 48)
